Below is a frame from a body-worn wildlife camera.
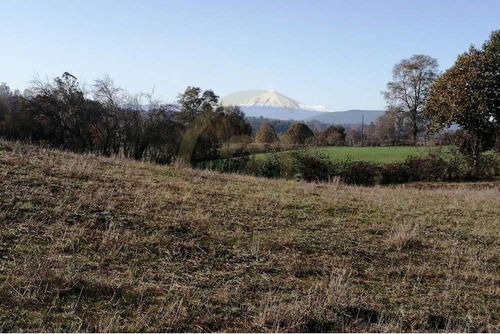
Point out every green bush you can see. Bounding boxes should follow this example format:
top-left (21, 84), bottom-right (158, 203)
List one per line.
top-left (255, 152), bottom-right (282, 179)
top-left (198, 148), bottom-right (500, 186)
top-left (290, 150), bottom-right (333, 182)
top-left (475, 153), bottom-right (500, 179)
top-left (443, 149), bottom-right (474, 180)
top-left (381, 155), bottom-right (447, 184)
top-left (196, 152), bottom-right (250, 174)
top-left (336, 160), bottom-right (382, 186)
top-left (285, 151), bottom-right (382, 186)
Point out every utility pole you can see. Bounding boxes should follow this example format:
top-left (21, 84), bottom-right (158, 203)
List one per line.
top-left (361, 114), bottom-right (364, 147)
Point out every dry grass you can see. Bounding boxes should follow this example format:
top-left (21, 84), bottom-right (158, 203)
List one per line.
top-left (0, 140), bottom-right (499, 332)
top-left (389, 223), bottom-right (422, 251)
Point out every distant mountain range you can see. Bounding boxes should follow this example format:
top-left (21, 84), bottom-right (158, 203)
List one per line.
top-left (239, 106), bottom-right (326, 121)
top-left (221, 90), bottom-right (383, 124)
top-left (306, 109), bottom-right (384, 124)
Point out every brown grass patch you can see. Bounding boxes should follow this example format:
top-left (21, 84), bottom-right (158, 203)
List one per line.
top-left (0, 140), bottom-right (499, 332)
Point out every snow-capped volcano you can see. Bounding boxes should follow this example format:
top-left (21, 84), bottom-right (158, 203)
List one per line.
top-left (238, 90), bottom-right (333, 112)
top-left (240, 90), bottom-right (301, 109)
top-left (220, 90), bottom-right (335, 120)
top-left (220, 90), bottom-right (383, 123)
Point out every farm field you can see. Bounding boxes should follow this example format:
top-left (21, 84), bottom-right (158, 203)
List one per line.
top-left (250, 146), bottom-right (450, 164)
top-left (311, 146), bottom-right (448, 163)
top-left (0, 140), bottom-right (498, 332)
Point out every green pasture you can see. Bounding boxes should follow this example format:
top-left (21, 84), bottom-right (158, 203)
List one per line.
top-left (253, 146), bottom-right (450, 163)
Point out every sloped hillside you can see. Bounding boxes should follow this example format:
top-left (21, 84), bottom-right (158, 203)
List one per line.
top-left (0, 140), bottom-right (498, 332)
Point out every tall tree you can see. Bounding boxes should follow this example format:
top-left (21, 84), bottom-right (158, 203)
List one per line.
top-left (285, 123), bottom-right (314, 146)
top-left (255, 122), bottom-right (278, 144)
top-left (383, 55), bottom-right (439, 144)
top-left (322, 125), bottom-right (346, 146)
top-left (425, 31), bottom-right (500, 164)
top-left (177, 88), bottom-right (252, 164)
top-left (176, 86), bottom-right (221, 124)
top-left (92, 75), bottom-right (125, 155)
top-left (0, 83), bottom-right (12, 126)
top-left (26, 72), bottom-right (104, 152)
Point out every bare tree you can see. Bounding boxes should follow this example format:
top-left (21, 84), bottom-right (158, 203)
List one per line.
top-left (383, 55), bottom-right (439, 145)
top-left (92, 75), bottom-right (125, 155)
top-left (93, 74), bottom-right (124, 108)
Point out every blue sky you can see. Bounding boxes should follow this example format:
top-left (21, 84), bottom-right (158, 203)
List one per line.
top-left (1, 0), bottom-right (499, 110)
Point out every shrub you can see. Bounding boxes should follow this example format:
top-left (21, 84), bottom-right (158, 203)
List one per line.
top-left (290, 150), bottom-right (334, 182)
top-left (285, 151), bottom-right (382, 186)
top-left (475, 153), bottom-right (500, 179)
top-left (381, 150), bottom-right (500, 184)
top-left (380, 162), bottom-right (409, 184)
top-left (442, 148), bottom-right (474, 180)
top-left (196, 150), bottom-right (250, 174)
top-left (255, 153), bottom-right (282, 178)
top-left (381, 153), bottom-right (448, 184)
top-left (335, 160), bottom-right (382, 186)
top-left (199, 148), bottom-right (499, 186)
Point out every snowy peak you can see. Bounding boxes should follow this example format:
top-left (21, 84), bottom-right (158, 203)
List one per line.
top-left (239, 90), bottom-right (333, 112)
top-left (220, 90), bottom-right (335, 120)
top-left (240, 90), bottom-right (301, 109)
top-left (298, 104), bottom-right (334, 112)
top-left (220, 89), bottom-right (382, 122)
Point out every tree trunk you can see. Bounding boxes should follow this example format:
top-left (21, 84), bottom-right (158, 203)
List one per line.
top-left (471, 134), bottom-right (482, 170)
top-left (412, 122), bottom-right (418, 146)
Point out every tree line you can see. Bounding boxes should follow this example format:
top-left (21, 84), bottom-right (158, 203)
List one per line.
top-left (1, 30), bottom-right (499, 166)
top-left (380, 31), bottom-right (500, 163)
top-left (0, 74), bottom-right (251, 164)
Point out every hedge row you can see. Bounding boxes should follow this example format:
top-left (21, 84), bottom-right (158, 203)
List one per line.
top-left (196, 149), bottom-right (500, 186)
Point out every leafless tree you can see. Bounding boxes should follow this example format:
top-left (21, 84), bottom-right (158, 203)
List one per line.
top-left (383, 55), bottom-right (439, 144)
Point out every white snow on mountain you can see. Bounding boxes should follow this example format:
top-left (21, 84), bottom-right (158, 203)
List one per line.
top-left (240, 90), bottom-right (301, 109)
top-left (298, 104), bottom-right (334, 112)
top-left (231, 90), bottom-right (334, 112)
top-left (220, 90), bottom-right (382, 122)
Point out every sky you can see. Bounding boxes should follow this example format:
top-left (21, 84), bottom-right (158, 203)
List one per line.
top-left (1, 0), bottom-right (499, 110)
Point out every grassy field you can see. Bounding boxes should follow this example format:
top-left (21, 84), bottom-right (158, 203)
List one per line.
top-left (252, 146), bottom-right (449, 164)
top-left (312, 146), bottom-right (448, 163)
top-left (0, 140), bottom-right (499, 332)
